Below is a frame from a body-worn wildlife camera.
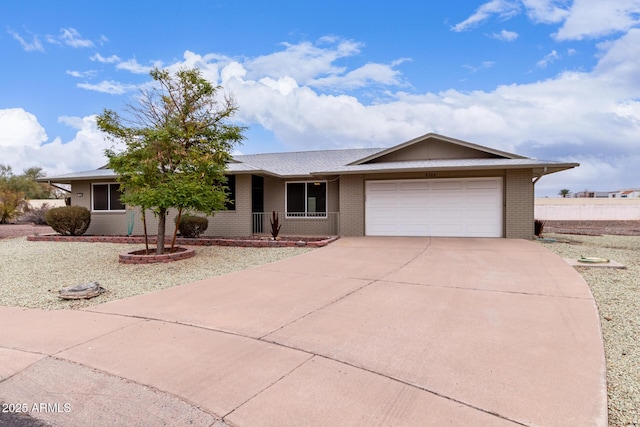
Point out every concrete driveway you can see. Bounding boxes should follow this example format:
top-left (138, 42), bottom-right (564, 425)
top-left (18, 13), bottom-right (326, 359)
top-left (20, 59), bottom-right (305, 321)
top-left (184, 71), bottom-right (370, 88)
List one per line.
top-left (0, 237), bottom-right (607, 426)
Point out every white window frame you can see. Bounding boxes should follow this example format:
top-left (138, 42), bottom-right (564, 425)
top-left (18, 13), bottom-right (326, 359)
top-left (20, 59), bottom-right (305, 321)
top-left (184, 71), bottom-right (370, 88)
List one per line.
top-left (91, 182), bottom-right (126, 212)
top-left (285, 181), bottom-right (328, 218)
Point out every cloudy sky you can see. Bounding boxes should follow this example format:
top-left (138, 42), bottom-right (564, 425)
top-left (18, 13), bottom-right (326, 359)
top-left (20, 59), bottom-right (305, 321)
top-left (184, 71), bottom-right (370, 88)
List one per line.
top-left (1, 0), bottom-right (639, 197)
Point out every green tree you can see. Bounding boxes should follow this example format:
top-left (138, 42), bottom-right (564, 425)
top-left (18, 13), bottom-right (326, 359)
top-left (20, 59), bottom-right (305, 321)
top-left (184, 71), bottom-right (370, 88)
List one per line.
top-left (0, 188), bottom-right (25, 223)
top-left (97, 67), bottom-right (245, 254)
top-left (15, 167), bottom-right (55, 199)
top-left (0, 165), bottom-right (58, 223)
top-left (558, 189), bottom-right (571, 198)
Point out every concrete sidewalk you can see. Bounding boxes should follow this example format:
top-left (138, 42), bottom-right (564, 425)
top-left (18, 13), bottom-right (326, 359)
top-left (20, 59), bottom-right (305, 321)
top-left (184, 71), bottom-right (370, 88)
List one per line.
top-left (0, 237), bottom-right (607, 426)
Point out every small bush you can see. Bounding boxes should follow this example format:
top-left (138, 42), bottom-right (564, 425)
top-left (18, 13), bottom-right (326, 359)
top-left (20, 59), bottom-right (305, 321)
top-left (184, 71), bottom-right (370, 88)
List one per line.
top-left (22, 203), bottom-right (51, 225)
top-left (45, 206), bottom-right (91, 236)
top-left (175, 214), bottom-right (209, 238)
top-left (534, 219), bottom-right (546, 237)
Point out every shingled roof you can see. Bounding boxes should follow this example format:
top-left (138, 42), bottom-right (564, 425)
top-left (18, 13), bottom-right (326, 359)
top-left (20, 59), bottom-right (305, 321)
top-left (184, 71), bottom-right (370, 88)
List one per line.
top-left (39, 133), bottom-right (578, 182)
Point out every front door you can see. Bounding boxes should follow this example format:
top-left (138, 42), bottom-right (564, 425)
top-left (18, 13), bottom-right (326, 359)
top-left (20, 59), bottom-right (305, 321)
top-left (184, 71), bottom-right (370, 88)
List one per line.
top-left (252, 175), bottom-right (264, 233)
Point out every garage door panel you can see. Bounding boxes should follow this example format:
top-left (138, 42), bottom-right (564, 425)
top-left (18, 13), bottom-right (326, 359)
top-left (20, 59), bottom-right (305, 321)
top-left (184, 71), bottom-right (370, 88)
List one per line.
top-left (431, 224), bottom-right (465, 236)
top-left (399, 224), bottom-right (433, 234)
top-left (399, 181), bottom-right (430, 191)
top-left (399, 196), bottom-right (429, 206)
top-left (431, 194), bottom-right (463, 206)
top-left (431, 210), bottom-right (463, 220)
top-left (398, 208), bottom-right (431, 221)
top-left (365, 178), bottom-right (502, 237)
top-left (466, 179), bottom-right (499, 190)
top-left (368, 195), bottom-right (398, 208)
top-left (431, 180), bottom-right (464, 190)
top-left (369, 182), bottom-right (399, 191)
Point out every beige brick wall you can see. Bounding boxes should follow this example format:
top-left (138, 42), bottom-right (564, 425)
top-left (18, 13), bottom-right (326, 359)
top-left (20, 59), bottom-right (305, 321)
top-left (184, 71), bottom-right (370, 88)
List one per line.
top-left (207, 174), bottom-right (252, 236)
top-left (71, 176), bottom-right (253, 237)
top-left (338, 174), bottom-right (365, 236)
top-left (263, 176), bottom-right (285, 214)
top-left (505, 169), bottom-right (534, 239)
top-left (70, 181), bottom-right (130, 236)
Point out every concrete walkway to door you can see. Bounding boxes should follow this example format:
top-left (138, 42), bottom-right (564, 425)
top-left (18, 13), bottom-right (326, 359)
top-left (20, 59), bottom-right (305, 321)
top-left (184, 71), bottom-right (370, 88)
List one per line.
top-left (0, 237), bottom-right (607, 426)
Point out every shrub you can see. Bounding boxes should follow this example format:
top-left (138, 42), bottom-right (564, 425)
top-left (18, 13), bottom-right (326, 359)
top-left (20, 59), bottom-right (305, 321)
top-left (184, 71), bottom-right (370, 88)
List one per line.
top-left (0, 189), bottom-right (26, 224)
top-left (534, 219), bottom-right (546, 237)
top-left (45, 206), bottom-right (91, 236)
top-left (22, 203), bottom-right (51, 225)
top-left (175, 214), bottom-right (209, 238)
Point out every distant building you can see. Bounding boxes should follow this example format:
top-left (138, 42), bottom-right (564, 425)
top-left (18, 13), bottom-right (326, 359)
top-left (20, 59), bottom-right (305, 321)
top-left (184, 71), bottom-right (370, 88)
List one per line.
top-left (573, 190), bottom-right (610, 198)
top-left (609, 189), bottom-right (640, 198)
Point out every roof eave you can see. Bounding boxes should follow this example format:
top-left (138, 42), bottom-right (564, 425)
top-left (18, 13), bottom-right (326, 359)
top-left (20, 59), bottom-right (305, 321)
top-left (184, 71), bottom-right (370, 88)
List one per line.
top-left (36, 175), bottom-right (119, 184)
top-left (532, 163), bottom-right (580, 177)
top-left (313, 162), bottom-right (579, 176)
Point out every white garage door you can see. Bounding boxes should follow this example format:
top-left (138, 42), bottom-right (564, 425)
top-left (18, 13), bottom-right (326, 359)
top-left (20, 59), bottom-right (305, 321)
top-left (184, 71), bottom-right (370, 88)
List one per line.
top-left (365, 178), bottom-right (503, 237)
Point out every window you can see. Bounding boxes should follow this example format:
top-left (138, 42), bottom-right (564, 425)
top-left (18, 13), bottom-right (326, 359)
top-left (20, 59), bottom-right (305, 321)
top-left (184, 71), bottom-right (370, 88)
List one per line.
top-left (224, 175), bottom-right (236, 210)
top-left (286, 181), bottom-right (327, 217)
top-left (92, 183), bottom-right (125, 211)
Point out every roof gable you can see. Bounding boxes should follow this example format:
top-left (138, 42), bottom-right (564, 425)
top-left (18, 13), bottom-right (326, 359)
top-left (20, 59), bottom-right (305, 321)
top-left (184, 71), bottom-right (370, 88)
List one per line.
top-left (349, 133), bottom-right (526, 165)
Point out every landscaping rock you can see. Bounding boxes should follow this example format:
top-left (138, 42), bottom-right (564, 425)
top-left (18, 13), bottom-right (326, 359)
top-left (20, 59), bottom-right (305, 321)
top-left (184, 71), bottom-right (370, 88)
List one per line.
top-left (58, 282), bottom-right (106, 300)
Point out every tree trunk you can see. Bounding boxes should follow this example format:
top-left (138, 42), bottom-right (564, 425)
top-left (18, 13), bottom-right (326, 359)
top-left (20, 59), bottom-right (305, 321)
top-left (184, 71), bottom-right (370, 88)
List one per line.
top-left (157, 208), bottom-right (167, 255)
top-left (142, 208), bottom-right (149, 255)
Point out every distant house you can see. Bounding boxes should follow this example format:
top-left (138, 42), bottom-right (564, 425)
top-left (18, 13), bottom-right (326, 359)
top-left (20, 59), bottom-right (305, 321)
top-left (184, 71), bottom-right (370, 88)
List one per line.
top-left (39, 133), bottom-right (577, 239)
top-left (609, 189), bottom-right (640, 198)
top-left (573, 190), bottom-right (610, 198)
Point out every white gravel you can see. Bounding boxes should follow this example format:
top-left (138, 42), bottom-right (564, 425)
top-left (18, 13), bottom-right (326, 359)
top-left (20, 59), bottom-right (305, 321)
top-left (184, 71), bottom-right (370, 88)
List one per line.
top-left (539, 234), bottom-right (640, 427)
top-left (0, 237), bottom-right (312, 310)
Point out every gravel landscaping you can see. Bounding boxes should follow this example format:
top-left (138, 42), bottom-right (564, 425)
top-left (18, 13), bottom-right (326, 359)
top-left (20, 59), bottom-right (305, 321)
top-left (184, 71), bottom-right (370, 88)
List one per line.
top-left (0, 236), bottom-right (313, 310)
top-left (539, 233), bottom-right (640, 427)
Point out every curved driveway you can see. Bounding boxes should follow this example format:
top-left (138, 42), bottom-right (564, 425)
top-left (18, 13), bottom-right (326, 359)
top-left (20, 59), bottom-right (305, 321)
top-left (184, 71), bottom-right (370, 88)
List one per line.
top-left (0, 237), bottom-right (607, 426)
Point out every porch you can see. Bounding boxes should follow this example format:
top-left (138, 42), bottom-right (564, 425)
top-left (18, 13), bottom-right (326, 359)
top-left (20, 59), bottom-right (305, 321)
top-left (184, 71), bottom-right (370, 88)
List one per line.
top-left (251, 212), bottom-right (339, 236)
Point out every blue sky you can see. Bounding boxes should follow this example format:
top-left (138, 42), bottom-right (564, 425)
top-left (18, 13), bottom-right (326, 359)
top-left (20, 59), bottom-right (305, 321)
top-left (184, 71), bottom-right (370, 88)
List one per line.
top-left (1, 0), bottom-right (639, 197)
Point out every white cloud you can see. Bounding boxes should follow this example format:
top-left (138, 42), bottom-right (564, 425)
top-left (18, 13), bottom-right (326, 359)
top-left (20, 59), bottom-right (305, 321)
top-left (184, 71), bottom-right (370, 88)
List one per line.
top-left (489, 29), bottom-right (519, 41)
top-left (7, 29), bottom-right (44, 52)
top-left (453, 0), bottom-right (640, 42)
top-left (522, 0), bottom-right (570, 24)
top-left (77, 80), bottom-right (137, 94)
top-left (66, 69), bottom-right (97, 78)
top-left (245, 38), bottom-right (363, 84)
top-left (555, 0), bottom-right (640, 40)
top-left (0, 110), bottom-right (112, 176)
top-left (452, 0), bottom-right (521, 32)
top-left (90, 53), bottom-right (121, 63)
top-left (89, 53), bottom-right (162, 74)
top-left (309, 62), bottom-right (405, 89)
top-left (116, 58), bottom-right (163, 74)
top-left (536, 49), bottom-right (560, 67)
top-left (463, 61), bottom-right (496, 73)
top-left (47, 28), bottom-right (94, 48)
top-left (0, 109), bottom-right (47, 149)
top-left (171, 51), bottom-right (225, 84)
